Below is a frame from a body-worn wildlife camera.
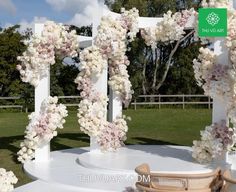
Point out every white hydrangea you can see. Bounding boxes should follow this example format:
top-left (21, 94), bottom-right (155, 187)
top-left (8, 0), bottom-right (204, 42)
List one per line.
top-left (0, 169), bottom-right (18, 192)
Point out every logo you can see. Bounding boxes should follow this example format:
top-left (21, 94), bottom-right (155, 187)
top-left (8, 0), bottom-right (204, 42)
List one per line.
top-left (198, 8), bottom-right (227, 37)
top-left (206, 12), bottom-right (220, 26)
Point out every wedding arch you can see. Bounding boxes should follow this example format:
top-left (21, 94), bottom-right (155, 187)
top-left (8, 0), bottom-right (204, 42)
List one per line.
top-left (8, 0), bottom-right (236, 191)
top-left (16, 0), bottom-right (236, 167)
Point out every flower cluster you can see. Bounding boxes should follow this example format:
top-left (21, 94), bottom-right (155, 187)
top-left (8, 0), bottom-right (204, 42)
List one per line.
top-left (201, 0), bottom-right (231, 9)
top-left (193, 47), bottom-right (215, 86)
top-left (17, 96), bottom-right (68, 163)
top-left (77, 94), bottom-right (108, 136)
top-left (97, 117), bottom-right (129, 151)
top-left (94, 9), bottom-right (139, 105)
top-left (120, 7), bottom-right (139, 41)
top-left (174, 8), bottom-right (196, 27)
top-left (75, 8), bottom-right (139, 151)
top-left (17, 21), bottom-right (78, 87)
top-left (141, 9), bottom-right (195, 46)
top-left (193, 48), bottom-right (233, 100)
top-left (94, 16), bottom-right (127, 58)
top-left (94, 8), bottom-right (139, 105)
top-left (192, 120), bottom-right (235, 164)
top-left (227, 12), bottom-right (236, 69)
top-left (0, 168), bottom-right (18, 192)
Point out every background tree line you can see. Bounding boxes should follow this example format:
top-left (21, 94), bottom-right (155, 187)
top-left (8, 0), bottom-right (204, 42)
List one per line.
top-left (0, 0), bottom-right (203, 110)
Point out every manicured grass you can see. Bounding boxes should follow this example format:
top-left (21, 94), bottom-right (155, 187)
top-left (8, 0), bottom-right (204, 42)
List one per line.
top-left (0, 109), bottom-right (212, 187)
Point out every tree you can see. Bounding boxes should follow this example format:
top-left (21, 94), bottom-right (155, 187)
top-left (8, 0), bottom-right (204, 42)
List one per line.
top-left (0, 25), bottom-right (31, 97)
top-left (69, 25), bottom-right (92, 37)
top-left (159, 43), bottom-right (203, 94)
top-left (109, 0), bottom-right (198, 17)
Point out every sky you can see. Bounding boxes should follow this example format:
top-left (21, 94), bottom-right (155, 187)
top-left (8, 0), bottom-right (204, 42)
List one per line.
top-left (0, 0), bottom-right (105, 31)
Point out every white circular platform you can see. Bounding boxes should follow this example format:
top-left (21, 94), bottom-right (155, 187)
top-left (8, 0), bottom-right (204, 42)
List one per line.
top-left (24, 145), bottom-right (235, 192)
top-left (77, 145), bottom-right (214, 174)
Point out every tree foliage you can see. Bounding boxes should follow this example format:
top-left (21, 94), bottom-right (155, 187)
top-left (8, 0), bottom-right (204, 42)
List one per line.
top-left (0, 25), bottom-right (31, 97)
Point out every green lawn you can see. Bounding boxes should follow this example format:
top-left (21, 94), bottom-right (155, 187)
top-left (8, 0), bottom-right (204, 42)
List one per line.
top-left (0, 108), bottom-right (212, 187)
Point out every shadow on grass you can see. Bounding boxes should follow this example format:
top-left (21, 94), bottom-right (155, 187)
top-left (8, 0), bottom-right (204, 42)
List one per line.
top-left (0, 133), bottom-right (89, 163)
top-left (130, 137), bottom-right (179, 146)
top-left (1, 134), bottom-right (180, 163)
top-left (51, 133), bottom-right (89, 151)
top-left (0, 135), bottom-right (24, 164)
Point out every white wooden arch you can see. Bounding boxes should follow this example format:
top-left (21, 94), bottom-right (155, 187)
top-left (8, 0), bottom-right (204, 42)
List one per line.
top-left (33, 0), bottom-right (236, 162)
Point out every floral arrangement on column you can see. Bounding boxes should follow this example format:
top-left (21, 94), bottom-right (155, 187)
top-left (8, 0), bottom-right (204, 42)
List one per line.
top-left (192, 120), bottom-right (235, 164)
top-left (0, 168), bottom-right (18, 192)
top-left (75, 8), bottom-right (139, 151)
top-left (17, 96), bottom-right (68, 163)
top-left (17, 21), bottom-right (78, 163)
top-left (192, 0), bottom-right (236, 164)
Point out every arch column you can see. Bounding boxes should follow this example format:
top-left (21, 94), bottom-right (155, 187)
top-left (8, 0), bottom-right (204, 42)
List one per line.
top-left (212, 1), bottom-right (236, 123)
top-left (90, 0), bottom-right (107, 152)
top-left (34, 23), bottom-right (50, 162)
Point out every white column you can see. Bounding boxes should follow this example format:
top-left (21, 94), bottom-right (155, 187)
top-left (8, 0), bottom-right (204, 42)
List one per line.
top-left (212, 1), bottom-right (236, 123)
top-left (212, 38), bottom-right (228, 123)
top-left (34, 23), bottom-right (50, 162)
top-left (108, 89), bottom-right (122, 122)
top-left (90, 0), bottom-right (107, 152)
top-left (90, 68), bottom-right (108, 152)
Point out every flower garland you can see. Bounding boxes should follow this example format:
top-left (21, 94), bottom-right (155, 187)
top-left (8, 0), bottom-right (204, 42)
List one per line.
top-left (17, 21), bottom-right (79, 87)
top-left (192, 1), bottom-right (236, 163)
top-left (141, 9), bottom-right (196, 47)
top-left (75, 8), bottom-right (139, 150)
top-left (192, 120), bottom-right (235, 164)
top-left (17, 96), bottom-right (68, 163)
top-left (193, 47), bottom-right (233, 100)
top-left (0, 168), bottom-right (18, 192)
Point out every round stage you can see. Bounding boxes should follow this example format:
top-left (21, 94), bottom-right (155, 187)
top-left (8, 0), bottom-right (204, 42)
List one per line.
top-left (78, 145), bottom-right (215, 174)
top-left (24, 145), bottom-right (236, 192)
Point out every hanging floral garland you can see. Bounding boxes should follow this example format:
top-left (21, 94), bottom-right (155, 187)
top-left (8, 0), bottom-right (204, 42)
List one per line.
top-left (75, 8), bottom-right (138, 151)
top-left (141, 8), bottom-right (196, 46)
top-left (17, 96), bottom-right (68, 163)
top-left (192, 0), bottom-right (236, 164)
top-left (0, 168), bottom-right (18, 192)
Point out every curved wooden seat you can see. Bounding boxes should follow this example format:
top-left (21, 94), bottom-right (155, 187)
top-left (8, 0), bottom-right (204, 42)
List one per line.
top-left (135, 164), bottom-right (222, 192)
top-left (221, 170), bottom-right (236, 192)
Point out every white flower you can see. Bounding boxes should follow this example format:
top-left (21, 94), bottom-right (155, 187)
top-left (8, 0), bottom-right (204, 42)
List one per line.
top-left (17, 21), bottom-right (79, 87)
top-left (0, 169), bottom-right (18, 192)
top-left (18, 96), bottom-right (68, 163)
top-left (142, 9), bottom-right (196, 46)
top-left (75, 8), bottom-right (139, 151)
top-left (192, 121), bottom-right (235, 164)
